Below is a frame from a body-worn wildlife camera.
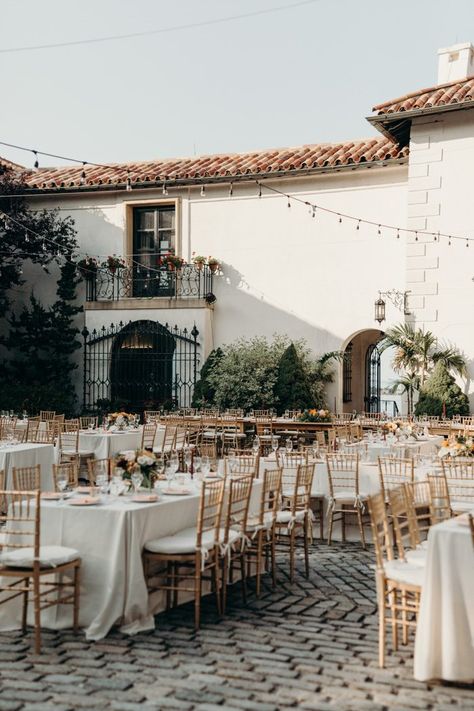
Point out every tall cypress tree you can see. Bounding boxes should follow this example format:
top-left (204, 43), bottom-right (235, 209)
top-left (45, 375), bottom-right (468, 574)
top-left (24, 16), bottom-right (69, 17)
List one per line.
top-left (273, 343), bottom-right (313, 415)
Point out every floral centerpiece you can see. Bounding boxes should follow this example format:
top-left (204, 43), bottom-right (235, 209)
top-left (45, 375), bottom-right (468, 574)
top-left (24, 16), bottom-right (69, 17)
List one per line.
top-left (102, 255), bottom-right (126, 273)
top-left (298, 409), bottom-right (332, 423)
top-left (76, 256), bottom-right (98, 278)
top-left (438, 435), bottom-right (474, 459)
top-left (382, 420), bottom-right (417, 439)
top-left (107, 411), bottom-right (134, 430)
top-left (115, 449), bottom-right (159, 489)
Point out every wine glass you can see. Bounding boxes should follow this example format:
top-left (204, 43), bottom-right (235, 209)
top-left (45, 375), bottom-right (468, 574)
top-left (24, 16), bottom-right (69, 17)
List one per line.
top-left (200, 456), bottom-right (210, 479)
top-left (285, 437), bottom-right (293, 454)
top-left (170, 453), bottom-right (179, 475)
top-left (57, 472), bottom-right (68, 503)
top-left (131, 471), bottom-right (143, 495)
top-left (155, 458), bottom-right (165, 480)
top-left (271, 436), bottom-right (279, 455)
top-left (184, 447), bottom-right (192, 473)
top-left (96, 473), bottom-right (109, 498)
top-left (165, 461), bottom-right (175, 487)
top-left (252, 436), bottom-right (260, 456)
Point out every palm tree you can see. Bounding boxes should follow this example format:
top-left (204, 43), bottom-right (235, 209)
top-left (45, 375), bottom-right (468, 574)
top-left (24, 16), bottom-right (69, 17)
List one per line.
top-left (380, 324), bottom-right (467, 414)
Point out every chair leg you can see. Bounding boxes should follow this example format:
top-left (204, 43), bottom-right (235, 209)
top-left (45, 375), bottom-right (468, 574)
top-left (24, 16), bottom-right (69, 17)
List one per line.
top-left (402, 589), bottom-right (408, 645)
top-left (73, 564), bottom-right (80, 633)
top-left (378, 581), bottom-right (386, 668)
top-left (33, 573), bottom-right (41, 655)
top-left (289, 528), bottom-right (296, 583)
top-left (256, 531), bottom-right (263, 597)
top-left (22, 576), bottom-right (30, 633)
top-left (319, 499), bottom-right (324, 540)
top-left (195, 566), bottom-right (202, 630)
top-left (211, 560), bottom-right (221, 617)
top-left (172, 562), bottom-right (179, 609)
top-left (327, 509), bottom-right (334, 546)
top-left (270, 530), bottom-right (277, 588)
top-left (221, 556), bottom-right (229, 615)
top-left (303, 518), bottom-right (310, 578)
top-left (165, 561), bottom-right (172, 611)
top-left (341, 506), bottom-right (346, 542)
top-left (357, 507), bottom-right (366, 549)
top-left (239, 551), bottom-right (247, 604)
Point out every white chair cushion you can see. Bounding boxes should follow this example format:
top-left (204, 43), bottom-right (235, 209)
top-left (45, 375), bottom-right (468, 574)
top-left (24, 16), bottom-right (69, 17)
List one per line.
top-left (384, 559), bottom-right (424, 587)
top-left (144, 527), bottom-right (239, 555)
top-left (451, 500), bottom-right (472, 513)
top-left (329, 491), bottom-right (368, 503)
top-left (276, 509), bottom-right (306, 524)
top-left (405, 548), bottom-right (427, 567)
top-left (247, 512), bottom-right (274, 531)
top-left (0, 545), bottom-right (79, 569)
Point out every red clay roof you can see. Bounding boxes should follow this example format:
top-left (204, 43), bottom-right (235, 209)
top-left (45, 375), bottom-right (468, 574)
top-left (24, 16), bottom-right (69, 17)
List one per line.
top-left (372, 76), bottom-right (474, 115)
top-left (0, 156), bottom-right (25, 171)
top-left (21, 137), bottom-right (407, 191)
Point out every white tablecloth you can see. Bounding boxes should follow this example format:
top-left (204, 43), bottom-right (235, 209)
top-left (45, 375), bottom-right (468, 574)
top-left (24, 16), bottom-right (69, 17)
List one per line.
top-left (0, 478), bottom-right (262, 640)
top-left (359, 436), bottom-right (444, 462)
top-left (78, 429), bottom-right (142, 460)
top-left (0, 443), bottom-right (54, 490)
top-left (414, 514), bottom-right (474, 681)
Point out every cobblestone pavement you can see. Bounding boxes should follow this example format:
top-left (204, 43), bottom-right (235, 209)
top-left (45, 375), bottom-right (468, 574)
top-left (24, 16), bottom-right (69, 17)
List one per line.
top-left (0, 542), bottom-right (473, 710)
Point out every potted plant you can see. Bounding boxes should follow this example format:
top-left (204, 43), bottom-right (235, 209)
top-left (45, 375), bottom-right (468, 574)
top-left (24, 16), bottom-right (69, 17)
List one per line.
top-left (164, 253), bottom-right (185, 271)
top-left (207, 256), bottom-right (220, 273)
top-left (102, 255), bottom-right (126, 274)
top-left (192, 253), bottom-right (206, 271)
top-left (76, 256), bottom-right (98, 279)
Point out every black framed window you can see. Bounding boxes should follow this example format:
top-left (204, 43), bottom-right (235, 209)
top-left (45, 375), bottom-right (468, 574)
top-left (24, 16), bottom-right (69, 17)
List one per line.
top-left (132, 205), bottom-right (176, 296)
top-left (343, 341), bottom-right (353, 403)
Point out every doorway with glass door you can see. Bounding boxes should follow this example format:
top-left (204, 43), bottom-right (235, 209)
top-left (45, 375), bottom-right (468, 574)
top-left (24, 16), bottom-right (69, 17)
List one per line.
top-left (133, 205), bottom-right (176, 297)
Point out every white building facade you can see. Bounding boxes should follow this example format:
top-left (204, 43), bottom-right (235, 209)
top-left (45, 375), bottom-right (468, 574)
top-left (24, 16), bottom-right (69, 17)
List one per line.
top-left (8, 45), bottom-right (474, 414)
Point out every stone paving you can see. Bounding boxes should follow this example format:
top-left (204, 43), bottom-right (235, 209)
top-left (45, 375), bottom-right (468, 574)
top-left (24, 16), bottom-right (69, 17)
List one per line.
top-left (0, 542), bottom-right (473, 710)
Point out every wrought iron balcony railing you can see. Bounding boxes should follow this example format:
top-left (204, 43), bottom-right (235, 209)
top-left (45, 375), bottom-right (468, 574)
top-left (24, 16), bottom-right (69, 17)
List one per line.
top-left (85, 263), bottom-right (214, 302)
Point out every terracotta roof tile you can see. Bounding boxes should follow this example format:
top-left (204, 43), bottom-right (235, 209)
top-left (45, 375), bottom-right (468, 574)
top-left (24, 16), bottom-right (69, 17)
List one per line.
top-left (372, 76), bottom-right (474, 115)
top-left (21, 137), bottom-right (407, 191)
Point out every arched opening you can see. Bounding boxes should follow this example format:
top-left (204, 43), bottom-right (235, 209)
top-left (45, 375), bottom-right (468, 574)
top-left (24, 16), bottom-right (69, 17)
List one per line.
top-left (342, 329), bottom-right (401, 415)
top-left (110, 320), bottom-right (175, 411)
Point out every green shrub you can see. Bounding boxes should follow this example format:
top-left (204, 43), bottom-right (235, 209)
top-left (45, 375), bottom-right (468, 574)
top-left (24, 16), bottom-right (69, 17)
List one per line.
top-left (415, 361), bottom-right (469, 418)
top-left (273, 343), bottom-right (313, 415)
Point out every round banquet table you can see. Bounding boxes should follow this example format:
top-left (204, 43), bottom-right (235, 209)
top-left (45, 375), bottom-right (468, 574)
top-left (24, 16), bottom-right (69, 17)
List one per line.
top-left (414, 512), bottom-right (474, 682)
top-left (77, 428), bottom-right (142, 460)
top-left (0, 442), bottom-right (54, 490)
top-left (0, 478), bottom-right (262, 641)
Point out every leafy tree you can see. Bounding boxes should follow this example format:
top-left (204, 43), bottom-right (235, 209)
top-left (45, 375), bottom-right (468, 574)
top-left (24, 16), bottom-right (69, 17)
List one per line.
top-left (192, 348), bottom-right (224, 407)
top-left (380, 323), bottom-right (467, 414)
top-left (415, 361), bottom-right (469, 418)
top-left (273, 343), bottom-right (312, 414)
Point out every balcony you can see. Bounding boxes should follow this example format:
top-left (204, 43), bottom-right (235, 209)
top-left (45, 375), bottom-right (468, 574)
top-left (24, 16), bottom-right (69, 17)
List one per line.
top-left (84, 263), bottom-right (215, 305)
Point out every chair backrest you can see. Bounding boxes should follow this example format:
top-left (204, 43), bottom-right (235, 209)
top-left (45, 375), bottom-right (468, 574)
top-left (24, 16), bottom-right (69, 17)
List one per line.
top-left (186, 420), bottom-right (203, 446)
top-left (283, 410), bottom-right (301, 420)
top-left (25, 417), bottom-right (41, 442)
top-left (284, 463), bottom-right (314, 516)
top-left (196, 479), bottom-right (225, 552)
top-left (404, 480), bottom-right (431, 544)
top-left (388, 486), bottom-right (413, 560)
top-left (327, 429), bottom-right (337, 448)
top-left (0, 489), bottom-right (40, 560)
top-left (378, 457), bottom-right (414, 501)
top-left (316, 431), bottom-right (326, 447)
top-left (59, 424), bottom-right (79, 452)
top-left (428, 474), bottom-right (452, 525)
top-left (224, 454), bottom-right (259, 478)
top-left (367, 492), bottom-right (394, 570)
top-left (53, 462), bottom-right (79, 491)
top-left (255, 417), bottom-right (273, 436)
top-left (175, 427), bottom-right (187, 450)
top-left (0, 416), bottom-right (17, 438)
top-left (80, 416), bottom-right (98, 430)
top-left (469, 514), bottom-right (474, 548)
top-left (226, 408), bottom-right (244, 418)
top-left (12, 465), bottom-right (41, 491)
top-left (40, 410), bottom-right (56, 422)
top-left (253, 410), bottom-right (271, 417)
top-left (161, 425), bottom-right (177, 452)
top-left (440, 458), bottom-right (474, 506)
top-left (326, 453), bottom-right (359, 497)
top-left (276, 451), bottom-right (308, 468)
top-left (349, 423), bottom-right (362, 441)
top-left (141, 422), bottom-right (157, 450)
top-left (87, 458), bottom-right (112, 484)
top-left (199, 441), bottom-right (218, 460)
top-left (222, 474), bottom-right (253, 545)
top-left (255, 467), bottom-right (282, 528)
top-left (12, 428), bottom-right (26, 443)
top-left (144, 410), bottom-right (161, 422)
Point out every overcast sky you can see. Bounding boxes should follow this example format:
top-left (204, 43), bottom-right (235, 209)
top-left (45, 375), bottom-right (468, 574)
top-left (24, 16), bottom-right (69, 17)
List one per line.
top-left (1, 0), bottom-right (473, 168)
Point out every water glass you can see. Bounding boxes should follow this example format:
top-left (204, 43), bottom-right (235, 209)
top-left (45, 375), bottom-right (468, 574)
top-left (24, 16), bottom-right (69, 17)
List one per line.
top-left (252, 437), bottom-right (260, 455)
top-left (271, 436), bottom-right (279, 453)
top-left (200, 456), bottom-right (210, 478)
top-left (57, 473), bottom-right (68, 502)
top-left (170, 453), bottom-right (179, 474)
top-left (285, 438), bottom-right (293, 454)
top-left (131, 472), bottom-right (143, 495)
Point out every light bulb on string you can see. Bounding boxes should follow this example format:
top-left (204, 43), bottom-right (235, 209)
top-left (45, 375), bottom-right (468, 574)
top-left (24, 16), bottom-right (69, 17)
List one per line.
top-left (24, 231), bottom-right (29, 243)
top-left (415, 231), bottom-right (418, 241)
top-left (162, 182), bottom-right (168, 196)
top-left (200, 185), bottom-right (206, 197)
top-left (448, 237), bottom-right (452, 246)
top-left (338, 215), bottom-right (342, 224)
top-left (287, 196), bottom-right (291, 209)
top-left (229, 183), bottom-right (233, 197)
top-left (126, 170), bottom-right (132, 192)
top-left (397, 229), bottom-right (400, 239)
top-left (377, 225), bottom-right (381, 236)
top-left (80, 162), bottom-right (86, 185)
top-left (33, 151), bottom-right (39, 170)
top-left (466, 238), bottom-right (470, 248)
top-left (312, 206), bottom-right (317, 218)
top-left (258, 183), bottom-right (262, 198)
top-left (356, 220), bottom-right (360, 230)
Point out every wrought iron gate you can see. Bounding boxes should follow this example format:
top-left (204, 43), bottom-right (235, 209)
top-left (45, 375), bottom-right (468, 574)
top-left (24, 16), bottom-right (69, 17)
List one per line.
top-left (365, 343), bottom-right (381, 413)
top-left (82, 320), bottom-right (200, 413)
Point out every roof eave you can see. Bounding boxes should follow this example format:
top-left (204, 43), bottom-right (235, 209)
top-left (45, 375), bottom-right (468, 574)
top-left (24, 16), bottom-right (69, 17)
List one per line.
top-left (367, 99), bottom-right (474, 144)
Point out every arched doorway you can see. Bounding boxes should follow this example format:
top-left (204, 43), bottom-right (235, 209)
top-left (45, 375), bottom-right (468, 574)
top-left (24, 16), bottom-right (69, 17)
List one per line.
top-left (110, 320), bottom-right (175, 411)
top-left (342, 329), bottom-right (384, 414)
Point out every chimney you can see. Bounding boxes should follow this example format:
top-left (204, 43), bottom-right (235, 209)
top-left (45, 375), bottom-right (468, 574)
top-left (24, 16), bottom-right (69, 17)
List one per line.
top-left (437, 42), bottom-right (474, 84)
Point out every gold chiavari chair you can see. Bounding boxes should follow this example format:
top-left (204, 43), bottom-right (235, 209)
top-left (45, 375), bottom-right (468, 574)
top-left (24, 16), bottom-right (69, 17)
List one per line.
top-left (220, 416), bottom-right (247, 453)
top-left (52, 462), bottom-right (79, 491)
top-left (12, 428), bottom-right (26, 444)
top-left (326, 453), bottom-right (367, 547)
top-left (58, 423), bottom-right (94, 466)
top-left (186, 419), bottom-right (203, 448)
top-left (276, 451), bottom-right (308, 468)
top-left (469, 514), bottom-right (474, 548)
top-left (143, 478), bottom-right (225, 629)
top-left (0, 489), bottom-right (81, 653)
top-left (221, 473), bottom-right (253, 613)
top-left (388, 487), bottom-right (426, 572)
top-left (367, 493), bottom-right (423, 668)
top-left (349, 423), bottom-right (362, 442)
top-left (225, 408), bottom-right (244, 418)
top-left (153, 424), bottom-right (177, 457)
top-left (39, 410), bottom-right (56, 422)
top-left (0, 416), bottom-right (17, 438)
top-left (327, 428), bottom-right (337, 450)
top-left (405, 480), bottom-right (431, 546)
top-left (253, 410), bottom-right (271, 417)
top-left (141, 422), bottom-right (157, 450)
top-left (30, 425), bottom-right (56, 445)
top-left (224, 454), bottom-right (259, 478)
top-left (315, 431), bottom-right (326, 448)
top-left (87, 458), bottom-right (112, 485)
top-left (144, 410), bottom-right (161, 423)
top-left (245, 467), bottom-right (282, 596)
top-left (0, 470), bottom-right (5, 514)
top-left (275, 462), bottom-right (315, 582)
top-left (427, 474), bottom-right (452, 524)
top-left (198, 441), bottom-right (218, 463)
top-left (25, 417), bottom-right (41, 442)
top-left (12, 465), bottom-right (41, 491)
top-left (79, 416), bottom-right (98, 430)
top-left (378, 457), bottom-right (414, 503)
top-left (254, 416), bottom-right (275, 456)
top-left (440, 458), bottom-right (474, 513)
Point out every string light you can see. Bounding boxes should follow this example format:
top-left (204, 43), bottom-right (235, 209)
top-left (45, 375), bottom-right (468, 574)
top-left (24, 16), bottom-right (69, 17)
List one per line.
top-left (287, 195), bottom-right (291, 208)
top-left (200, 185), bottom-right (206, 197)
top-left (80, 162), bottom-right (86, 185)
top-left (162, 182), bottom-right (168, 196)
top-left (33, 151), bottom-right (39, 170)
top-left (377, 225), bottom-right (381, 235)
top-left (397, 229), bottom-right (400, 239)
top-left (126, 170), bottom-right (132, 191)
top-left (258, 183), bottom-right (262, 198)
top-left (229, 183), bottom-right (233, 197)
top-left (415, 231), bottom-right (418, 241)
top-left (338, 215), bottom-right (342, 223)
top-left (356, 220), bottom-right (360, 230)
